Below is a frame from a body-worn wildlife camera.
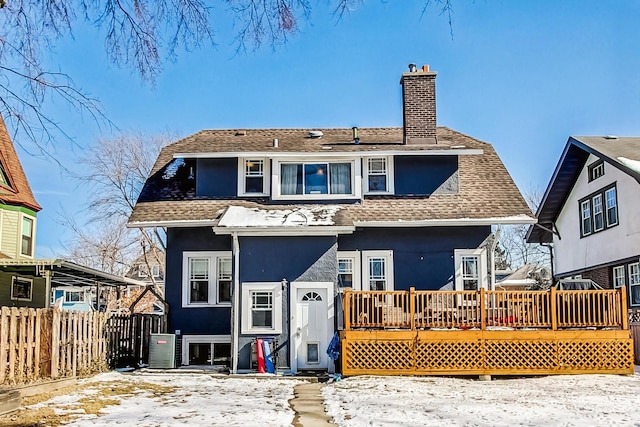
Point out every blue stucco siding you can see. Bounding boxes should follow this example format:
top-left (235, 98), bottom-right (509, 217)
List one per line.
top-left (165, 227), bottom-right (233, 335)
top-left (393, 155), bottom-right (458, 196)
top-left (338, 226), bottom-right (490, 290)
top-left (196, 158), bottom-right (237, 197)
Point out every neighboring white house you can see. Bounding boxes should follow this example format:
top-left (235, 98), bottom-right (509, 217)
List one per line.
top-left (527, 136), bottom-right (640, 308)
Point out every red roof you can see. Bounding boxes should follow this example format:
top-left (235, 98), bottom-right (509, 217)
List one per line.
top-left (0, 115), bottom-right (42, 212)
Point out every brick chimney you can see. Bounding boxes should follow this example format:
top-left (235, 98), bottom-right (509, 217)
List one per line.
top-left (400, 64), bottom-right (437, 144)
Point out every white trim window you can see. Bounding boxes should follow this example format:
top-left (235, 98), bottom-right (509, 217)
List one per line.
top-left (364, 157), bottom-right (394, 194)
top-left (272, 158), bottom-right (359, 200)
top-left (20, 215), bottom-right (35, 257)
top-left (182, 335), bottom-right (232, 367)
top-left (592, 194), bottom-right (604, 232)
top-left (182, 251), bottom-right (232, 307)
top-left (629, 263), bottom-right (640, 307)
top-left (337, 251), bottom-right (361, 290)
top-left (580, 200), bottom-right (592, 236)
top-left (605, 187), bottom-right (618, 227)
top-left (361, 250), bottom-right (394, 291)
top-left (238, 158), bottom-right (269, 196)
top-left (11, 276), bottom-right (33, 301)
top-left (612, 265), bottom-right (625, 288)
top-left (65, 290), bottom-right (85, 303)
top-left (241, 282), bottom-right (283, 334)
top-left (454, 249), bottom-right (488, 291)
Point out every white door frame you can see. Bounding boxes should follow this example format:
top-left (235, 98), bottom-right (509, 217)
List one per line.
top-left (289, 281), bottom-right (334, 374)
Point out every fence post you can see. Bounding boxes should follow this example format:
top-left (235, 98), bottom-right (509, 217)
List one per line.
top-left (0, 306), bottom-right (9, 384)
top-left (480, 288), bottom-right (486, 331)
top-left (621, 286), bottom-right (629, 330)
top-left (409, 287), bottom-right (416, 331)
top-left (550, 287), bottom-right (558, 331)
top-left (51, 309), bottom-right (60, 379)
top-left (344, 288), bottom-right (351, 331)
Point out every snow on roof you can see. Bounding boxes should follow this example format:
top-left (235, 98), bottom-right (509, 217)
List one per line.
top-left (217, 205), bottom-right (343, 227)
top-left (162, 158), bottom-right (185, 179)
top-left (617, 156), bottom-right (640, 174)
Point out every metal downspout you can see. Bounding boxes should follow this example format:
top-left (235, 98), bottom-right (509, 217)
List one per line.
top-left (490, 225), bottom-right (502, 291)
top-left (231, 232), bottom-right (240, 374)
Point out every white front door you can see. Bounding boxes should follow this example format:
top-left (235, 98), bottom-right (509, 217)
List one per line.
top-left (291, 282), bottom-right (333, 372)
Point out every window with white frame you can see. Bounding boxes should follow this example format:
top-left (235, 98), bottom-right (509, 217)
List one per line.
top-left (612, 265), bottom-right (625, 288)
top-left (238, 158), bottom-right (269, 196)
top-left (605, 187), bottom-right (618, 227)
top-left (337, 251), bottom-right (361, 290)
top-left (182, 335), bottom-right (231, 367)
top-left (11, 277), bottom-right (32, 301)
top-left (361, 250), bottom-right (394, 291)
top-left (182, 251), bottom-right (232, 307)
top-left (588, 160), bottom-right (604, 182)
top-left (65, 290), bottom-right (84, 303)
top-left (273, 159), bottom-right (358, 200)
top-left (20, 216), bottom-right (34, 257)
top-left (454, 249), bottom-right (488, 291)
top-left (241, 282), bottom-right (283, 334)
top-left (364, 157), bottom-right (393, 194)
top-left (629, 263), bottom-right (640, 307)
top-left (579, 184), bottom-right (618, 238)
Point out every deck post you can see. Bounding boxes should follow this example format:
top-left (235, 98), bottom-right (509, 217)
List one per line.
top-left (550, 287), bottom-right (558, 331)
top-left (480, 288), bottom-right (486, 331)
top-left (620, 286), bottom-right (629, 330)
top-left (409, 287), bottom-right (416, 331)
top-left (344, 287), bottom-right (351, 331)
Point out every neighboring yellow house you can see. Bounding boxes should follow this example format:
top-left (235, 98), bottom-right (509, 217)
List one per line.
top-left (0, 114), bottom-right (43, 307)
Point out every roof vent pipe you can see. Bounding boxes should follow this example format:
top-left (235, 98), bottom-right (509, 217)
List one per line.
top-left (352, 126), bottom-right (359, 144)
top-left (408, 63), bottom-right (417, 72)
top-left (273, 138), bottom-right (279, 148)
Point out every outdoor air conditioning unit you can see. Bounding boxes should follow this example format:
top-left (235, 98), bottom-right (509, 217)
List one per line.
top-left (149, 333), bottom-right (176, 369)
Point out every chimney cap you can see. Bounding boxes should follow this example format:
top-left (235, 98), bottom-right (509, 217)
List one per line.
top-left (408, 63), bottom-right (417, 72)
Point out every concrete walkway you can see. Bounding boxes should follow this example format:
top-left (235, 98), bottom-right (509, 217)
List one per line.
top-left (289, 382), bottom-right (337, 427)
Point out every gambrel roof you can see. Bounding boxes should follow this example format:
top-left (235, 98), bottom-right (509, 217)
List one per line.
top-left (129, 126), bottom-right (534, 228)
top-left (0, 115), bottom-right (41, 212)
top-left (527, 136), bottom-right (640, 243)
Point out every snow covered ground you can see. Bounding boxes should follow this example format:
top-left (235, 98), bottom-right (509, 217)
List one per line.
top-left (323, 373), bottom-right (640, 426)
top-left (5, 369), bottom-right (640, 426)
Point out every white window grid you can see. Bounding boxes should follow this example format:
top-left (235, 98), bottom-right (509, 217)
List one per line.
top-left (605, 187), bottom-right (618, 226)
top-left (592, 194), bottom-right (604, 232)
top-left (581, 200), bottom-right (592, 236)
top-left (612, 265), bottom-right (625, 288)
top-left (183, 252), bottom-right (232, 307)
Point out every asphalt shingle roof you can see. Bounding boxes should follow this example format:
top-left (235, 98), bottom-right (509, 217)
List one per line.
top-left (129, 126), bottom-right (534, 226)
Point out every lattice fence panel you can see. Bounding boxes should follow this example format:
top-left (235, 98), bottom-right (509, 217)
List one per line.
top-left (415, 340), bottom-right (482, 370)
top-left (345, 340), bottom-right (413, 371)
top-left (485, 340), bottom-right (557, 370)
top-left (558, 340), bottom-right (633, 371)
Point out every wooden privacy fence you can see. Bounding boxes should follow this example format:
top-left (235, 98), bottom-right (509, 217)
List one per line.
top-left (1, 308), bottom-right (166, 386)
top-left (106, 313), bottom-right (166, 369)
top-left (341, 287), bottom-right (634, 376)
top-left (0, 307), bottom-right (109, 386)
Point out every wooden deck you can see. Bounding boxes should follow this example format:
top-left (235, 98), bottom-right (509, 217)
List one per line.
top-left (340, 287), bottom-right (634, 376)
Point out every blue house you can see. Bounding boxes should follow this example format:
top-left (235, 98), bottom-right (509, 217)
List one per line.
top-left (129, 64), bottom-right (535, 373)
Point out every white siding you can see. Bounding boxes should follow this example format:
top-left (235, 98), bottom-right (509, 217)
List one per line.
top-left (554, 154), bottom-right (640, 275)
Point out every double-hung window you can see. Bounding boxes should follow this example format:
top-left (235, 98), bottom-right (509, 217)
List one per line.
top-left (362, 250), bottom-right (394, 291)
top-left (238, 158), bottom-right (269, 196)
top-left (241, 282), bottom-right (283, 334)
top-left (612, 265), bottom-right (625, 288)
top-left (579, 184), bottom-right (618, 237)
top-left (364, 157), bottom-right (393, 194)
top-left (337, 251), bottom-right (361, 291)
top-left (629, 263), bottom-right (640, 307)
top-left (454, 249), bottom-right (488, 291)
top-left (20, 216), bottom-right (34, 257)
top-left (182, 251), bottom-right (232, 307)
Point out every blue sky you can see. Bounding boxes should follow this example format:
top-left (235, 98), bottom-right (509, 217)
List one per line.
top-left (13, 1), bottom-right (640, 258)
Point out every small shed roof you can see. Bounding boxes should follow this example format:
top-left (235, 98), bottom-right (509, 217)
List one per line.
top-left (0, 259), bottom-right (147, 288)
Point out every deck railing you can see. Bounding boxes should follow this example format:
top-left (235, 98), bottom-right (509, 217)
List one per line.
top-left (342, 287), bottom-right (628, 331)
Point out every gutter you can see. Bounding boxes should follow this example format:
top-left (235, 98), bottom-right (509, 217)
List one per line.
top-left (231, 232), bottom-right (240, 375)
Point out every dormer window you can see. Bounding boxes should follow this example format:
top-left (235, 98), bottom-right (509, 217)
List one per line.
top-left (272, 158), bottom-right (359, 200)
top-left (364, 156), bottom-right (394, 194)
top-left (238, 158), bottom-right (269, 196)
top-left (588, 160), bottom-right (604, 182)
